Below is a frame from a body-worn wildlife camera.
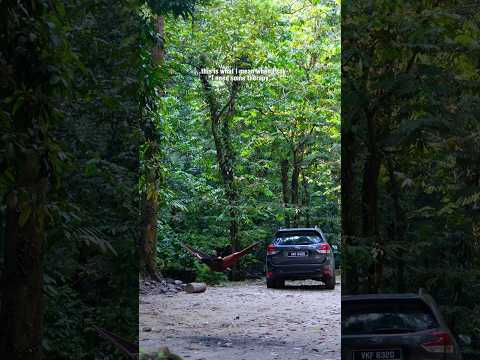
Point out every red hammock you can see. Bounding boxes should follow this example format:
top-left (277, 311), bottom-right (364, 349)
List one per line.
top-left (180, 241), bottom-right (260, 272)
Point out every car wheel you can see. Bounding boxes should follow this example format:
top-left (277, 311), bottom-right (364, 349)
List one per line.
top-left (277, 279), bottom-right (285, 288)
top-left (325, 272), bottom-right (335, 290)
top-left (266, 278), bottom-right (277, 289)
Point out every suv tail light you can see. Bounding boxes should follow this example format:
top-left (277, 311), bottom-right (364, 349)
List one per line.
top-left (267, 244), bottom-right (278, 255)
top-left (421, 331), bottom-right (454, 353)
top-left (316, 243), bottom-right (331, 254)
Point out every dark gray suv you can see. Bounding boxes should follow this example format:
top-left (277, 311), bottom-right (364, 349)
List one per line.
top-left (342, 291), bottom-right (462, 360)
top-left (265, 227), bottom-right (335, 289)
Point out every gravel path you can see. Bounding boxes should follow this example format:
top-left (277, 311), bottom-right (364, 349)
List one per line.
top-left (139, 278), bottom-right (340, 360)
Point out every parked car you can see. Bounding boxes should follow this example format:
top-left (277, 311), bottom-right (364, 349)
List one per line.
top-left (265, 227), bottom-right (335, 289)
top-left (342, 290), bottom-right (462, 360)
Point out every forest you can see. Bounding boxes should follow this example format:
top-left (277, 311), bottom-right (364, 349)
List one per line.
top-left (0, 0), bottom-right (340, 359)
top-left (7, 0), bottom-right (480, 358)
top-left (148, 0), bottom-right (341, 282)
top-left (1, 1), bottom-right (143, 359)
top-left (342, 0), bottom-right (480, 344)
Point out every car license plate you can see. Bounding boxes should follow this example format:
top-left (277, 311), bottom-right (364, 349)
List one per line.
top-left (288, 251), bottom-right (307, 257)
top-left (352, 349), bottom-right (402, 360)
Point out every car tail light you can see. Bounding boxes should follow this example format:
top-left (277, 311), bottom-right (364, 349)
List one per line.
top-left (267, 244), bottom-right (278, 255)
top-left (316, 243), bottom-right (331, 254)
top-left (266, 271), bottom-right (273, 278)
top-left (421, 331), bottom-right (454, 353)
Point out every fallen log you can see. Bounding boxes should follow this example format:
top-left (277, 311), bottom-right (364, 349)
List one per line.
top-left (185, 282), bottom-right (207, 293)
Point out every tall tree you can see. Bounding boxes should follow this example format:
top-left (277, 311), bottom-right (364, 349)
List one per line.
top-left (280, 159), bottom-right (291, 227)
top-left (0, 1), bottom-right (70, 358)
top-left (139, 0), bottom-right (207, 281)
top-left (198, 56), bottom-right (243, 278)
top-left (141, 15), bottom-right (165, 281)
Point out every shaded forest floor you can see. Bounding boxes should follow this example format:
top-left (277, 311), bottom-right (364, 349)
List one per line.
top-left (139, 276), bottom-right (341, 360)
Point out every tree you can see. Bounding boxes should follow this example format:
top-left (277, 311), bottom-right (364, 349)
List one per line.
top-left (153, 0), bottom-right (340, 281)
top-left (0, 1), bottom-right (72, 358)
top-left (139, 0), bottom-right (208, 280)
top-left (140, 15), bottom-right (165, 281)
top-left (342, 0), bottom-right (480, 336)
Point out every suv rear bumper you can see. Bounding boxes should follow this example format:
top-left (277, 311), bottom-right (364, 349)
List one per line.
top-left (266, 262), bottom-right (333, 281)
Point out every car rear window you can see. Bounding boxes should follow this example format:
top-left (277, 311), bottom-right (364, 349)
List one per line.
top-left (275, 231), bottom-right (323, 245)
top-left (342, 299), bottom-right (438, 335)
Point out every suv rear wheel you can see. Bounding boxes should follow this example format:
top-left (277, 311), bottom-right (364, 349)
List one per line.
top-left (266, 278), bottom-right (284, 289)
top-left (325, 274), bottom-right (335, 290)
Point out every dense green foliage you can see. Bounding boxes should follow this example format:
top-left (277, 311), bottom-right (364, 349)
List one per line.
top-left (42, 2), bottom-right (142, 358)
top-left (342, 0), bottom-right (480, 338)
top-left (154, 0), bottom-right (341, 280)
top-left (1, 1), bottom-right (143, 358)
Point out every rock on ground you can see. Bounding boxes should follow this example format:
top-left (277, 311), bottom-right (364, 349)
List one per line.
top-left (140, 278), bottom-right (186, 296)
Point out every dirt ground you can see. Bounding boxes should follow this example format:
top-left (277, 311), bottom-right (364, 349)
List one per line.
top-left (139, 277), bottom-right (341, 360)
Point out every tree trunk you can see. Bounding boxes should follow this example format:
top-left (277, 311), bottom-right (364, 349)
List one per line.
top-left (362, 112), bottom-right (382, 293)
top-left (142, 195), bottom-right (160, 281)
top-left (225, 173), bottom-right (240, 279)
top-left (220, 91), bottom-right (240, 279)
top-left (301, 171), bottom-right (311, 227)
top-left (361, 156), bottom-right (381, 239)
top-left (199, 59), bottom-right (241, 279)
top-left (280, 159), bottom-right (290, 227)
top-left (0, 2), bottom-right (52, 354)
top-left (386, 159), bottom-right (406, 292)
top-left (291, 149), bottom-right (301, 227)
top-left (341, 118), bottom-right (358, 294)
top-left (141, 15), bottom-right (165, 281)
top-left (152, 17), bottom-right (165, 63)
top-left (0, 107), bottom-right (48, 360)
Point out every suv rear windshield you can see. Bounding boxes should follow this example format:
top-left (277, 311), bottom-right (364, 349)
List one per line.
top-left (342, 299), bottom-right (438, 335)
top-left (274, 231), bottom-right (324, 245)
